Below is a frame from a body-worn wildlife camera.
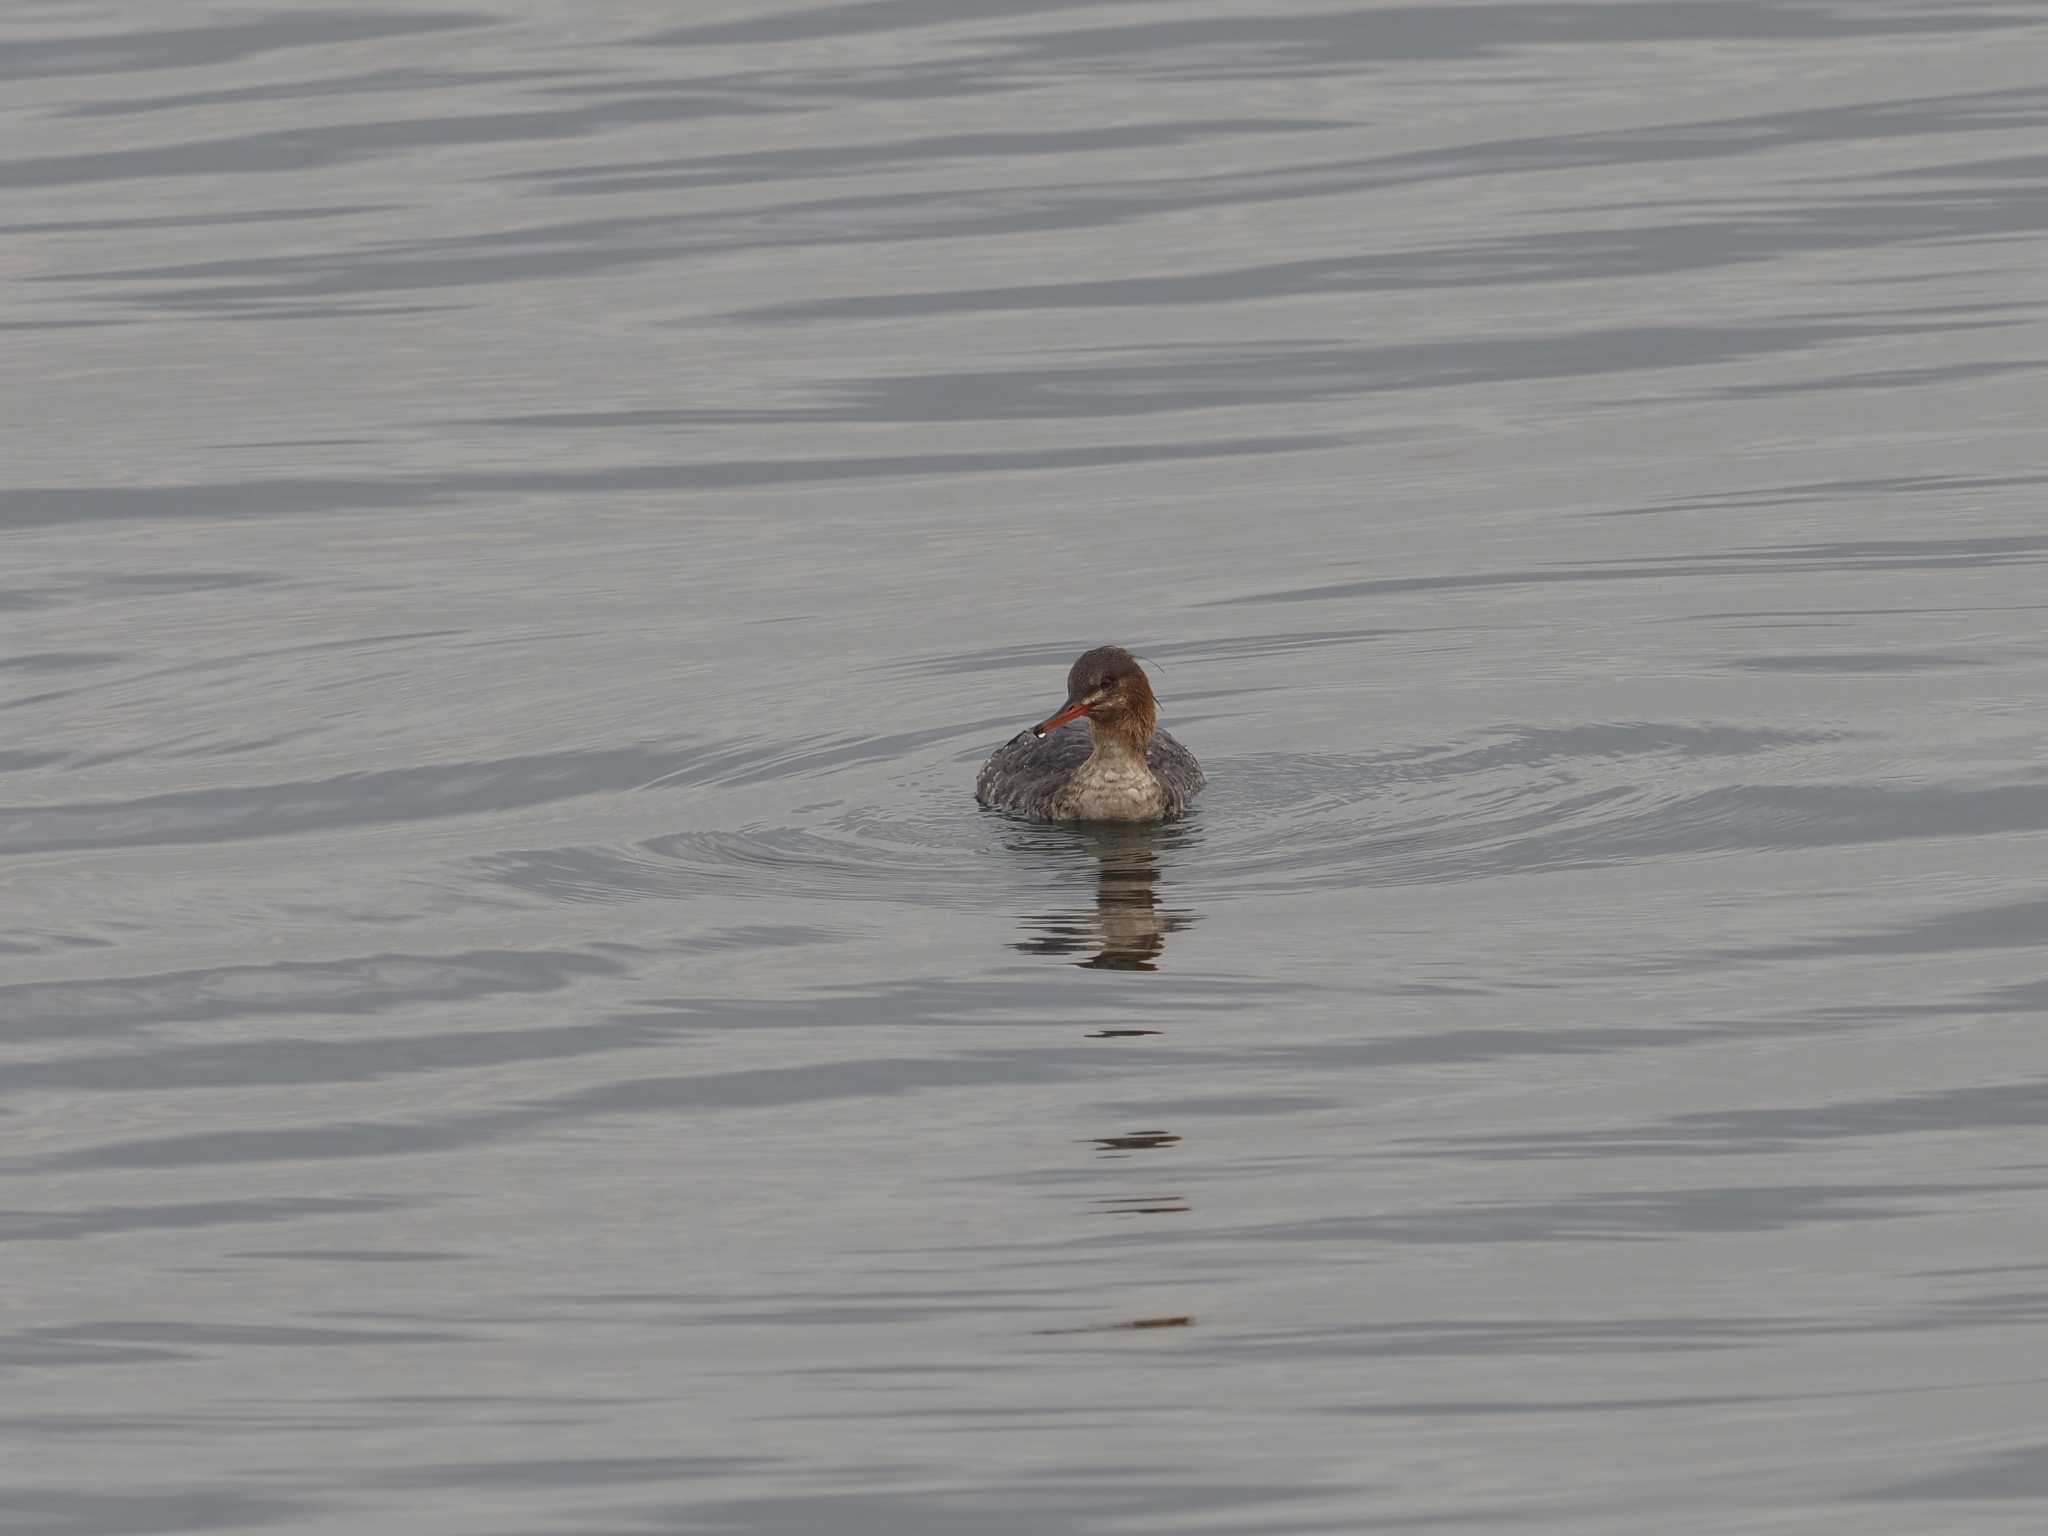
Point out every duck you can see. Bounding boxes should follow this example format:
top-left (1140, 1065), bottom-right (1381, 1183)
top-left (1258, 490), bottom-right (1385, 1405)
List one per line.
top-left (975, 646), bottom-right (1203, 822)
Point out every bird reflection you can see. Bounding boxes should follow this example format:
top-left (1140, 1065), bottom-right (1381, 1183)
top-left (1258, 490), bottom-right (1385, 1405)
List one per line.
top-left (1013, 826), bottom-right (1195, 970)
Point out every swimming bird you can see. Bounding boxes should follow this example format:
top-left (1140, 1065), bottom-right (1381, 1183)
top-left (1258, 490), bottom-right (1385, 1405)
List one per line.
top-left (976, 646), bottom-right (1203, 822)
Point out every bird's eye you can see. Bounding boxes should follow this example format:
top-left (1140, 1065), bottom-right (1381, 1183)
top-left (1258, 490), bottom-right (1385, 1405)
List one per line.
top-left (1099, 677), bottom-right (1114, 690)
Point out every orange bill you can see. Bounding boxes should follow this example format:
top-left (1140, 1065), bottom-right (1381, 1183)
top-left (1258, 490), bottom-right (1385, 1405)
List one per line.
top-left (1031, 699), bottom-right (1092, 738)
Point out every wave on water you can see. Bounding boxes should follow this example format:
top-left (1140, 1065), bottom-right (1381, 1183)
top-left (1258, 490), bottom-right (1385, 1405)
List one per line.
top-left (465, 719), bottom-right (1889, 910)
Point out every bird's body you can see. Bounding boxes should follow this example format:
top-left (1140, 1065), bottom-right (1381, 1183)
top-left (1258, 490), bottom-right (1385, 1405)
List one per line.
top-left (975, 647), bottom-right (1203, 823)
top-left (976, 721), bottom-right (1202, 821)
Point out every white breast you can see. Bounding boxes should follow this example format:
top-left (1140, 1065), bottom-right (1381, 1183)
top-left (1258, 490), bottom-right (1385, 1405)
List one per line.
top-left (1054, 756), bottom-right (1166, 822)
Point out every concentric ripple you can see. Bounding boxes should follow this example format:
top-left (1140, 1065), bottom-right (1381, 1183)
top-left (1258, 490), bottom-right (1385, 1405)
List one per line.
top-left (463, 720), bottom-right (1864, 910)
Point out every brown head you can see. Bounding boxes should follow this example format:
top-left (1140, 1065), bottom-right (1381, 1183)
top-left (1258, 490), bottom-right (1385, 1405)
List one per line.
top-left (1031, 645), bottom-right (1158, 750)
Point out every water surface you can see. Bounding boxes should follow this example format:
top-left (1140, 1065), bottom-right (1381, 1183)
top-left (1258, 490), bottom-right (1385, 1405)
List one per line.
top-left (8, 2), bottom-right (2048, 1532)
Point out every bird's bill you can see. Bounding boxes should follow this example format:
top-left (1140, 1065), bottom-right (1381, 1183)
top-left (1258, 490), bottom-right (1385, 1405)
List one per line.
top-left (1031, 699), bottom-right (1093, 739)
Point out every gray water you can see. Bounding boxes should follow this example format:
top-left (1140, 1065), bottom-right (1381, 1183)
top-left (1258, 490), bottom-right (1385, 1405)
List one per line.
top-left (8, 2), bottom-right (2048, 1531)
